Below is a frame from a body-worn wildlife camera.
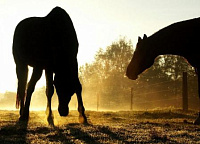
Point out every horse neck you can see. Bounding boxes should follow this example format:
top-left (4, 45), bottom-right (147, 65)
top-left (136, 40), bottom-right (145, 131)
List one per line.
top-left (146, 32), bottom-right (182, 59)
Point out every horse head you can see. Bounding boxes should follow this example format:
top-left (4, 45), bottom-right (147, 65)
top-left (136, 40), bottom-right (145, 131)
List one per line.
top-left (126, 34), bottom-right (155, 80)
top-left (54, 70), bottom-right (75, 116)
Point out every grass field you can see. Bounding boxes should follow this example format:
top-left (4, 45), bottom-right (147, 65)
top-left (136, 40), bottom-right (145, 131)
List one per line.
top-left (0, 109), bottom-right (200, 143)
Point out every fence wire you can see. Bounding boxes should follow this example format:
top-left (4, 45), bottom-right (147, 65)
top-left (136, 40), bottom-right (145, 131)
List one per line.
top-left (130, 80), bottom-right (183, 110)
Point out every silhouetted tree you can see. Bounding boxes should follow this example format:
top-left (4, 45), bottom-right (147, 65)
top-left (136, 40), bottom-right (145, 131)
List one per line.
top-left (80, 38), bottom-right (134, 110)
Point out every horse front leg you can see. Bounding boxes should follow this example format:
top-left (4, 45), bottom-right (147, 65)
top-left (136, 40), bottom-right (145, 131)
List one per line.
top-left (76, 79), bottom-right (87, 124)
top-left (45, 70), bottom-right (54, 126)
top-left (194, 67), bottom-right (200, 125)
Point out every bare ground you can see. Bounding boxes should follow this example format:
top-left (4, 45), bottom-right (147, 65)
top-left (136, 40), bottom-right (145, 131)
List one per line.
top-left (0, 109), bottom-right (200, 143)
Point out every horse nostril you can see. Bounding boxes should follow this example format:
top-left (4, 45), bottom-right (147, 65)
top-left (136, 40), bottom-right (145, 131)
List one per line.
top-left (58, 105), bottom-right (69, 116)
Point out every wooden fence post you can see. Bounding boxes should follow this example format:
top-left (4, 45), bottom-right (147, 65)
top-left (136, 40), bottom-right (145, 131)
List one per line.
top-left (130, 88), bottom-right (133, 111)
top-left (97, 93), bottom-right (99, 111)
top-left (182, 72), bottom-right (188, 111)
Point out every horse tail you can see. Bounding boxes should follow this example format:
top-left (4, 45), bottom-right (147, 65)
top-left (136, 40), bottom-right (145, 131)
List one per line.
top-left (16, 92), bottom-right (25, 109)
top-left (16, 85), bottom-right (27, 109)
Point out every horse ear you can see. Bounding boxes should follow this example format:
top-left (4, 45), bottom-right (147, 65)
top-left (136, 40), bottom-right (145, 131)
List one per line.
top-left (138, 36), bottom-right (142, 42)
top-left (143, 34), bottom-right (147, 39)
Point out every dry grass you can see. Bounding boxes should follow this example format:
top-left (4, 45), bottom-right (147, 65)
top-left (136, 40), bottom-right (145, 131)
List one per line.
top-left (0, 109), bottom-right (200, 143)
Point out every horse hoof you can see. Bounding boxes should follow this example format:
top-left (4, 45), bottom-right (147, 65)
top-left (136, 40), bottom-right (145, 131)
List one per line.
top-left (19, 114), bottom-right (29, 122)
top-left (79, 115), bottom-right (87, 124)
top-left (47, 116), bottom-right (55, 127)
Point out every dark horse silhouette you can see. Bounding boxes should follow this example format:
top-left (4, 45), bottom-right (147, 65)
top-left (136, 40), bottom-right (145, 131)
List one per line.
top-left (126, 17), bottom-right (200, 124)
top-left (13, 7), bottom-right (87, 125)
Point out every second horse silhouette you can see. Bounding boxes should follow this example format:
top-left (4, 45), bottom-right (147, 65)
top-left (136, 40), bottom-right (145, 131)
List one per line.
top-left (127, 17), bottom-right (200, 124)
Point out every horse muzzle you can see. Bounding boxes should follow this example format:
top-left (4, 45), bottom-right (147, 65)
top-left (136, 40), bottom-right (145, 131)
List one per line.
top-left (58, 105), bottom-right (69, 116)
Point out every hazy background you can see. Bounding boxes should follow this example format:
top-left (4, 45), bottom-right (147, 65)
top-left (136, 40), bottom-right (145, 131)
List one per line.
top-left (0, 0), bottom-right (199, 111)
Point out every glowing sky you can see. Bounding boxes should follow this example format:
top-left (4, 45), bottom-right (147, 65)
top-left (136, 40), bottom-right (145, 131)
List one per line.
top-left (0, 0), bottom-right (199, 93)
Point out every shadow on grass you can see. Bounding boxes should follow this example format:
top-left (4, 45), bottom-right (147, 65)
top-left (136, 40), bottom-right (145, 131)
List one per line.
top-left (0, 121), bottom-right (28, 144)
top-left (0, 121), bottom-right (181, 144)
top-left (0, 120), bottom-right (73, 144)
top-left (61, 123), bottom-right (132, 143)
top-left (62, 123), bottom-right (100, 144)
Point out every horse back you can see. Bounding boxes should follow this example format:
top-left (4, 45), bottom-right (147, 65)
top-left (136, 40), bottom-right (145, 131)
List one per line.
top-left (13, 17), bottom-right (52, 67)
top-left (151, 17), bottom-right (200, 67)
top-left (13, 10), bottom-right (78, 69)
top-left (174, 18), bottom-right (200, 67)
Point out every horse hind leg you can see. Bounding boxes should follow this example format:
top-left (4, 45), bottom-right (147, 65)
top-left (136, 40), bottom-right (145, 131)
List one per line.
top-left (76, 79), bottom-right (87, 124)
top-left (45, 70), bottom-right (54, 126)
top-left (20, 67), bottom-right (43, 121)
top-left (16, 64), bottom-right (28, 116)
